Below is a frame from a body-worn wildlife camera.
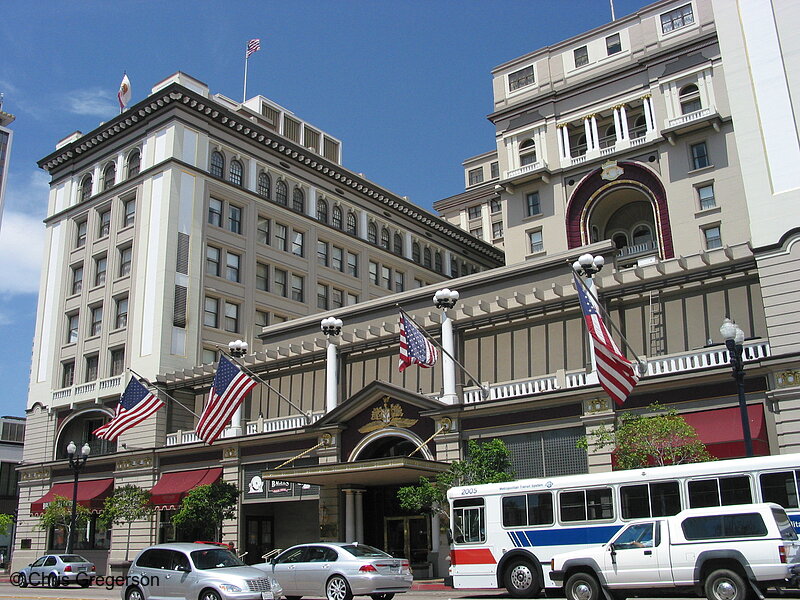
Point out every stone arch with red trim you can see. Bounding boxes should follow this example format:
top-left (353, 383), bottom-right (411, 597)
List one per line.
top-left (565, 161), bottom-right (675, 259)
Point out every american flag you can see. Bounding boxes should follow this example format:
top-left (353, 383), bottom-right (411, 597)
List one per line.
top-left (246, 39), bottom-right (261, 58)
top-left (93, 377), bottom-right (164, 441)
top-left (196, 356), bottom-right (258, 445)
top-left (398, 312), bottom-right (439, 372)
top-left (574, 273), bottom-right (640, 406)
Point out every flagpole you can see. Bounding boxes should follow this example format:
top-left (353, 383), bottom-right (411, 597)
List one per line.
top-left (398, 307), bottom-right (489, 398)
top-left (129, 368), bottom-right (202, 419)
top-left (243, 53), bottom-right (249, 103)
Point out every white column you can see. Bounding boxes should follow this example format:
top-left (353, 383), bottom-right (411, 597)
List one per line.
top-left (344, 490), bottom-right (355, 542)
top-left (612, 109), bottom-right (622, 143)
top-left (620, 105), bottom-right (630, 140)
top-left (230, 407), bottom-right (242, 437)
top-left (92, 164), bottom-right (102, 195)
top-left (643, 96), bottom-right (654, 133)
top-left (562, 125), bottom-right (572, 158)
top-left (116, 152), bottom-right (126, 179)
top-left (445, 251), bottom-right (454, 277)
top-left (404, 232), bottom-right (413, 260)
top-left (441, 308), bottom-right (457, 405)
top-left (556, 125), bottom-right (565, 159)
top-left (326, 337), bottom-right (338, 413)
top-left (359, 211), bottom-right (368, 240)
top-left (355, 490), bottom-right (364, 543)
top-left (583, 118), bottom-right (592, 151)
top-left (308, 187), bottom-right (317, 220)
top-left (590, 115), bottom-right (600, 151)
top-left (247, 158), bottom-right (257, 191)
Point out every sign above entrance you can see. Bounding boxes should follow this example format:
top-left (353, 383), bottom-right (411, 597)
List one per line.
top-left (358, 397), bottom-right (418, 434)
top-left (600, 160), bottom-right (624, 181)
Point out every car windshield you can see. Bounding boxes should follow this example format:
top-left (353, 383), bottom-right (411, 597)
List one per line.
top-left (341, 544), bottom-right (391, 558)
top-left (190, 548), bottom-right (244, 570)
top-left (60, 555), bottom-right (89, 563)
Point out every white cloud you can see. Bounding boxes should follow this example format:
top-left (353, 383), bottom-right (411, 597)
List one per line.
top-left (0, 211), bottom-right (44, 295)
top-left (66, 88), bottom-right (117, 118)
top-left (4, 169), bottom-right (49, 216)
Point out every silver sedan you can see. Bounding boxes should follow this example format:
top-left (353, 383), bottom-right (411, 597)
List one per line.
top-left (255, 543), bottom-right (413, 600)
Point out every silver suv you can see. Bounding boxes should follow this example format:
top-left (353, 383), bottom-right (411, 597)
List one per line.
top-left (123, 543), bottom-right (282, 600)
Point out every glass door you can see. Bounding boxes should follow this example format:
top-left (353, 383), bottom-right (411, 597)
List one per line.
top-left (244, 516), bottom-right (274, 564)
top-left (384, 516), bottom-right (430, 578)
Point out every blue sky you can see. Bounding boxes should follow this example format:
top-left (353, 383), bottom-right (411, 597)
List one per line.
top-left (0, 0), bottom-right (652, 417)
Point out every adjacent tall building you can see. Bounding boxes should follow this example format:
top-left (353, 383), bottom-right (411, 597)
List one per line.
top-left (0, 98), bottom-right (15, 231)
top-left (15, 0), bottom-right (800, 581)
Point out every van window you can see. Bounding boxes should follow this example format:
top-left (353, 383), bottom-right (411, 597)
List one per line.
top-left (453, 498), bottom-right (485, 543)
top-left (760, 471), bottom-right (800, 508)
top-left (621, 481), bottom-right (681, 518)
top-left (682, 512), bottom-right (767, 540)
top-left (772, 507), bottom-right (798, 540)
top-left (688, 476), bottom-right (752, 508)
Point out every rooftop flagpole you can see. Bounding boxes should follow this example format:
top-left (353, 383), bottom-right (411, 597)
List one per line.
top-left (243, 39), bottom-right (261, 102)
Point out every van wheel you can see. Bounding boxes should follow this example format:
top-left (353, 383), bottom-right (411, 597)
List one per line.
top-left (704, 568), bottom-right (750, 600)
top-left (565, 572), bottom-right (601, 600)
top-left (504, 557), bottom-right (540, 598)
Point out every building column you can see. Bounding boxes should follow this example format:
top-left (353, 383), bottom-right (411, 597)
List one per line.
top-left (556, 125), bottom-right (565, 159)
top-left (354, 490), bottom-right (365, 543)
top-left (307, 187), bottom-right (317, 220)
top-left (344, 489), bottom-right (356, 542)
top-left (359, 211), bottom-right (368, 240)
top-left (404, 232), bottom-right (414, 260)
top-left (440, 307), bottom-right (457, 405)
top-left (612, 108), bottom-right (623, 143)
top-left (583, 118), bottom-right (593, 151)
top-left (619, 104), bottom-right (630, 140)
top-left (562, 125), bottom-right (572, 159)
top-left (642, 95), bottom-right (654, 133)
top-left (590, 115), bottom-right (600, 151)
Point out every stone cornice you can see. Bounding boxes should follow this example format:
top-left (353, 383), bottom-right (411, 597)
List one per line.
top-left (38, 83), bottom-right (504, 263)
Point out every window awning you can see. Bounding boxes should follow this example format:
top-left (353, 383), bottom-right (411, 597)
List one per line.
top-left (150, 467), bottom-right (222, 510)
top-left (31, 478), bottom-right (114, 516)
top-left (684, 404), bottom-right (769, 459)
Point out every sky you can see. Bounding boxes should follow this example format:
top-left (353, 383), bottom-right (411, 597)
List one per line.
top-left (0, 0), bottom-right (653, 418)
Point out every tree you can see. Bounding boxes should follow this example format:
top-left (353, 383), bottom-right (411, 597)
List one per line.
top-left (578, 403), bottom-right (715, 470)
top-left (99, 485), bottom-right (154, 561)
top-left (37, 495), bottom-right (90, 548)
top-left (172, 481), bottom-right (239, 542)
top-left (398, 439), bottom-right (514, 524)
top-left (0, 514), bottom-right (13, 536)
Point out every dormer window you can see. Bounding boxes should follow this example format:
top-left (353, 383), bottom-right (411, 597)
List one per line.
top-left (574, 46), bottom-right (589, 68)
top-left (679, 84), bottom-right (702, 115)
top-left (606, 33), bottom-right (622, 55)
top-left (468, 168), bottom-right (484, 186)
top-left (519, 139), bottom-right (537, 166)
top-left (508, 65), bottom-right (534, 92)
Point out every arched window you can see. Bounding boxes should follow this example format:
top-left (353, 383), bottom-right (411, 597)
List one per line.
top-left (368, 222), bottom-right (378, 244)
top-left (210, 151), bottom-right (225, 178)
top-left (258, 172), bottom-right (271, 198)
top-left (393, 233), bottom-right (403, 255)
top-left (126, 149), bottom-right (141, 179)
top-left (317, 198), bottom-right (329, 223)
top-left (332, 206), bottom-right (343, 229)
top-left (450, 258), bottom-right (459, 278)
top-left (229, 159), bottom-right (243, 186)
top-left (412, 242), bottom-right (421, 263)
top-left (461, 263), bottom-right (468, 276)
top-left (612, 232), bottom-right (628, 249)
top-left (346, 211), bottom-right (357, 235)
top-left (632, 224), bottom-right (653, 246)
top-left (575, 134), bottom-right (587, 156)
top-left (102, 162), bottom-right (116, 191)
top-left (380, 227), bottom-right (390, 250)
top-left (292, 188), bottom-right (305, 213)
top-left (434, 251), bottom-right (443, 273)
top-left (679, 84), bottom-right (702, 115)
top-left (275, 180), bottom-right (288, 205)
top-left (601, 124), bottom-right (616, 148)
top-left (519, 138), bottom-right (537, 166)
top-left (80, 175), bottom-right (93, 202)
top-left (423, 247), bottom-right (432, 268)
top-left (631, 115), bottom-right (647, 139)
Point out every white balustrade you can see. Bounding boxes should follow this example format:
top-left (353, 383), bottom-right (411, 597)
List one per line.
top-left (505, 160), bottom-right (545, 179)
top-left (166, 411), bottom-right (324, 446)
top-left (666, 107), bottom-right (712, 129)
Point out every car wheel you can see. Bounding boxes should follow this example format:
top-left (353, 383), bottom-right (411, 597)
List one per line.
top-left (79, 579), bottom-right (91, 588)
top-left (326, 575), bottom-right (353, 600)
top-left (704, 568), bottom-right (751, 600)
top-left (200, 588), bottom-right (222, 600)
top-left (371, 594), bottom-right (395, 600)
top-left (48, 573), bottom-right (59, 588)
top-left (18, 573), bottom-right (27, 588)
top-left (565, 572), bottom-right (602, 600)
top-left (125, 586), bottom-right (145, 600)
top-left (504, 557), bottom-right (540, 598)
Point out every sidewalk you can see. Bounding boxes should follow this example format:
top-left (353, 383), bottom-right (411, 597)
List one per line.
top-left (411, 579), bottom-right (452, 591)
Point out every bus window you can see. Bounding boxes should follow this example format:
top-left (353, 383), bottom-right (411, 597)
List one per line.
top-left (689, 476), bottom-right (752, 508)
top-left (621, 485), bottom-right (650, 519)
top-left (760, 471), bottom-right (800, 508)
top-left (651, 481), bottom-right (681, 516)
top-left (621, 481), bottom-right (681, 519)
top-left (453, 498), bottom-right (485, 543)
top-left (560, 488), bottom-right (613, 522)
top-left (503, 496), bottom-right (527, 527)
top-left (528, 492), bottom-right (554, 525)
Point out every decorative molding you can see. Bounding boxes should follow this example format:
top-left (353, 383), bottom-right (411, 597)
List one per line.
top-left (223, 447), bottom-right (238, 459)
top-left (116, 456), bottom-right (153, 471)
top-left (776, 370), bottom-right (800, 389)
top-left (585, 397), bottom-right (611, 414)
top-left (21, 468), bottom-right (51, 482)
top-left (358, 397), bottom-right (419, 434)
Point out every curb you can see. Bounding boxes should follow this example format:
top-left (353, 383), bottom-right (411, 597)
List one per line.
top-left (412, 580), bottom-right (453, 591)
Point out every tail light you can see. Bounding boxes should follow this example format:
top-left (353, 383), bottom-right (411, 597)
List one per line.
top-left (402, 560), bottom-right (411, 574)
top-left (64, 565), bottom-right (72, 572)
top-left (359, 564), bottom-right (378, 573)
top-left (780, 545), bottom-right (788, 564)
top-left (91, 565), bottom-right (96, 571)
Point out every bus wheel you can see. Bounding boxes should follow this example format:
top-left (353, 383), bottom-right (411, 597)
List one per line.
top-left (504, 557), bottom-right (540, 598)
top-left (565, 572), bottom-right (601, 600)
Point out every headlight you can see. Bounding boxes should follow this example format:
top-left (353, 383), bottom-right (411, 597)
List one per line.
top-left (219, 583), bottom-right (243, 593)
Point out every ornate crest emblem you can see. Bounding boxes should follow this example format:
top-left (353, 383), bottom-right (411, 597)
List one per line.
top-left (248, 475), bottom-right (264, 494)
top-left (600, 160), bottom-right (624, 181)
top-left (358, 397), bottom-right (418, 433)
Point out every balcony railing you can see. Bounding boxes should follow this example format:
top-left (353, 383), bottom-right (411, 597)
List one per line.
top-left (166, 411), bottom-right (324, 446)
top-left (51, 375), bottom-right (125, 403)
top-left (666, 107), bottom-right (713, 129)
top-left (617, 240), bottom-right (658, 258)
top-left (505, 160), bottom-right (546, 179)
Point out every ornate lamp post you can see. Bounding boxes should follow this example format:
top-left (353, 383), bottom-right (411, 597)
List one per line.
top-left (572, 253), bottom-right (605, 373)
top-left (227, 340), bottom-right (249, 436)
top-left (65, 441), bottom-right (90, 554)
top-left (434, 288), bottom-right (459, 404)
top-left (720, 318), bottom-right (754, 457)
top-left (321, 317), bottom-right (343, 413)
top-left (228, 339), bottom-right (248, 358)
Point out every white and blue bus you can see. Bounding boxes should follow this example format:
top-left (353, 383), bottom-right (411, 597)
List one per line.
top-left (447, 452), bottom-right (800, 597)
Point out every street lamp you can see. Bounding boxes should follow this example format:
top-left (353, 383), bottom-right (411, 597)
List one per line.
top-left (321, 318), bottom-right (344, 413)
top-left (228, 339), bottom-right (248, 358)
top-left (65, 441), bottom-right (90, 554)
top-left (572, 252), bottom-right (605, 278)
top-left (433, 288), bottom-right (459, 310)
top-left (320, 317), bottom-right (343, 337)
top-left (720, 318), bottom-right (754, 458)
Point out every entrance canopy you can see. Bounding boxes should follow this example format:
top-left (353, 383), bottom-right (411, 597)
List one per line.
top-left (263, 457), bottom-right (449, 486)
top-left (31, 478), bottom-right (114, 515)
top-left (150, 467), bottom-right (222, 509)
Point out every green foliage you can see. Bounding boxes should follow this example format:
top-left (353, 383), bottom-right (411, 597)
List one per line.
top-left (398, 439), bottom-right (514, 522)
top-left (37, 495), bottom-right (90, 543)
top-left (0, 514), bottom-right (13, 536)
top-left (100, 485), bottom-right (154, 560)
top-left (578, 403), bottom-right (715, 470)
top-left (172, 481), bottom-right (239, 542)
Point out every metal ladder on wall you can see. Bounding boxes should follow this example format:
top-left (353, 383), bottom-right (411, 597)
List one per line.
top-left (648, 290), bottom-right (665, 357)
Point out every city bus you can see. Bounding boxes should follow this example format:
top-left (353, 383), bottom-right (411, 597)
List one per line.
top-left (447, 452), bottom-right (800, 597)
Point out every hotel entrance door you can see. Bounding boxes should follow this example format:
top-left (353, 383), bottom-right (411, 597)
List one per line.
top-left (384, 516), bottom-right (430, 578)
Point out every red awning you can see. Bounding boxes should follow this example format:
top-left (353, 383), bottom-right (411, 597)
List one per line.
top-left (684, 404), bottom-right (769, 459)
top-left (150, 468), bottom-right (222, 509)
top-left (31, 478), bottom-right (114, 516)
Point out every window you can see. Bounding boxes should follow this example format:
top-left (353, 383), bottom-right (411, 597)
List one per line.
top-left (258, 172), bottom-right (271, 198)
top-left (528, 230), bottom-right (543, 253)
top-left (519, 139), bottom-right (537, 165)
top-left (502, 492), bottom-right (554, 527)
top-left (347, 212), bottom-right (357, 235)
top-left (228, 205), bottom-right (242, 234)
top-left (434, 252), bottom-right (443, 273)
top-left (317, 241), bottom-right (329, 266)
top-left (103, 162), bottom-right (116, 190)
top-left (274, 223), bottom-right (288, 251)
top-left (661, 3), bottom-right (694, 33)
top-left (123, 198), bottom-right (136, 227)
top-left (698, 184), bottom-right (715, 210)
top-left (210, 151), bottom-right (224, 178)
top-left (94, 255), bottom-right (107, 286)
top-left (115, 297), bottom-right (128, 329)
top-left (62, 361), bottom-right (75, 388)
top-left (80, 174), bottom-right (93, 202)
top-left (332, 206), bottom-right (343, 229)
top-left (560, 488), bottom-right (613, 522)
top-left (292, 188), bottom-right (305, 213)
top-left (332, 246), bottom-right (344, 272)
top-left (369, 261), bottom-right (379, 285)
top-left (71, 265), bottom-right (84, 295)
top-left (526, 191), bottom-right (541, 216)
top-left (332, 288), bottom-right (344, 309)
top-left (688, 475), bottom-right (752, 508)
top-left (450, 259), bottom-right (459, 278)
top-left (470, 228), bottom-right (483, 240)
top-left (761, 470), bottom-right (800, 508)
top-left (492, 221), bottom-right (504, 239)
top-left (110, 348), bottom-right (125, 377)
top-left (467, 205), bottom-right (481, 220)
top-left (226, 252), bottom-right (241, 282)
top-left (257, 217), bottom-right (269, 244)
top-left (119, 246), bottom-right (132, 277)
top-left (508, 65), bottom-right (534, 91)
top-left (574, 46), bottom-right (589, 68)
top-left (452, 498), bottom-right (485, 543)
top-left (381, 265), bottom-right (391, 289)
top-left (202, 348), bottom-right (218, 365)
top-left (393, 233), bottom-right (403, 255)
top-left (412, 242), bottom-right (421, 263)
top-left (204, 297), bottom-right (219, 328)
top-left (76, 220), bottom-right (87, 248)
top-left (317, 284), bottom-right (329, 310)
top-left (256, 262), bottom-right (269, 291)
top-left (317, 198), bottom-right (328, 223)
top-left (208, 198), bottom-right (222, 227)
top-left (394, 271), bottom-right (405, 292)
top-left (229, 159), bottom-right (243, 186)
top-left (423, 247), bottom-right (432, 269)
top-left (606, 33), bottom-right (622, 55)
top-left (490, 199), bottom-right (502, 214)
top-left (255, 310), bottom-right (269, 329)
top-left (620, 481), bottom-right (681, 519)
top-left (367, 222), bottom-right (378, 244)
top-left (491, 161), bottom-right (499, 178)
top-left (703, 225), bottom-right (722, 250)
top-left (682, 513), bottom-right (766, 541)
top-left (90, 305), bottom-right (103, 337)
top-left (291, 274), bottom-right (304, 302)
top-left (468, 168), bottom-right (484, 186)
top-left (291, 231), bottom-right (305, 257)
top-left (126, 150), bottom-right (141, 178)
top-left (347, 293), bottom-right (359, 306)
top-left (67, 314), bottom-right (79, 344)
top-left (680, 84), bottom-right (702, 115)
top-left (274, 269), bottom-right (287, 297)
top-left (380, 227), bottom-right (390, 249)
top-left (224, 302), bottom-right (240, 333)
top-left (85, 355), bottom-right (99, 382)
top-left (347, 252), bottom-right (358, 277)
top-left (275, 180), bottom-right (288, 205)
top-left (690, 142), bottom-right (709, 170)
